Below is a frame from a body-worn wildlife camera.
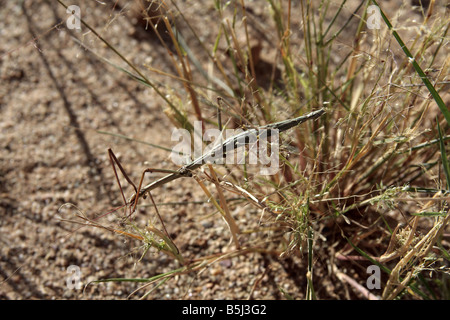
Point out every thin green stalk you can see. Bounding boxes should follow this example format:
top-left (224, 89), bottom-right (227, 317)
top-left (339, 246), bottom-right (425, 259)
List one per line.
top-left (323, 0), bottom-right (365, 46)
top-left (96, 130), bottom-right (174, 153)
top-left (437, 120), bottom-right (450, 189)
top-left (306, 224), bottom-right (316, 300)
top-left (371, 0), bottom-right (450, 126)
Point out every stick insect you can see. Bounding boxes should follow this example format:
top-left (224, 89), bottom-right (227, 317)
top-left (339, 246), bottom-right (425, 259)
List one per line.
top-left (108, 108), bottom-right (325, 218)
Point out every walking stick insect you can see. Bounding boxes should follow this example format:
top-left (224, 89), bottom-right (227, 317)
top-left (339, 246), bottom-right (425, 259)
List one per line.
top-left (108, 108), bottom-right (325, 219)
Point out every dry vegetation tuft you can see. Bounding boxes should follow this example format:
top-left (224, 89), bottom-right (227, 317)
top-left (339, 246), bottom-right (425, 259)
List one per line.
top-left (2, 0), bottom-right (449, 300)
top-left (60, 0), bottom-right (450, 300)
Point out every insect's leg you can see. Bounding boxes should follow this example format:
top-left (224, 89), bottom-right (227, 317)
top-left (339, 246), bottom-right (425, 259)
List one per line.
top-left (132, 168), bottom-right (177, 250)
top-left (108, 148), bottom-right (138, 216)
top-left (132, 168), bottom-right (176, 212)
top-left (133, 168), bottom-right (154, 213)
top-left (142, 186), bottom-right (174, 250)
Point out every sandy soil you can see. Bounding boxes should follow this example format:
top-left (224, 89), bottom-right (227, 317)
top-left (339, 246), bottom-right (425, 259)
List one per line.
top-left (0, 0), bottom-right (440, 300)
top-left (0, 0), bottom-right (307, 300)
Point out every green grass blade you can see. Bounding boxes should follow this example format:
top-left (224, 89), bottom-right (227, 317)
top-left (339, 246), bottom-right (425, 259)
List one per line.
top-left (139, 277), bottom-right (170, 299)
top-left (438, 243), bottom-right (450, 262)
top-left (89, 266), bottom-right (185, 285)
top-left (346, 237), bottom-right (433, 299)
top-left (411, 212), bottom-right (448, 217)
top-left (91, 277), bottom-right (153, 283)
top-left (371, 0), bottom-right (450, 126)
top-left (323, 0), bottom-right (365, 46)
top-left (345, 237), bottom-right (391, 274)
top-left (96, 130), bottom-right (174, 153)
top-left (417, 273), bottom-right (438, 300)
top-left (437, 120), bottom-right (450, 189)
top-left (306, 225), bottom-right (316, 300)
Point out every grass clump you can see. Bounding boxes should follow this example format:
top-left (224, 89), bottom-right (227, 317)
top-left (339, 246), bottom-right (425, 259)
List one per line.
top-left (60, 0), bottom-right (449, 299)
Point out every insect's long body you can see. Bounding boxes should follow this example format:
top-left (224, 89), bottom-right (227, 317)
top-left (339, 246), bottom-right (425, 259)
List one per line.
top-left (185, 108), bottom-right (325, 170)
top-left (130, 108), bottom-right (325, 204)
top-left (260, 108), bottom-right (325, 132)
